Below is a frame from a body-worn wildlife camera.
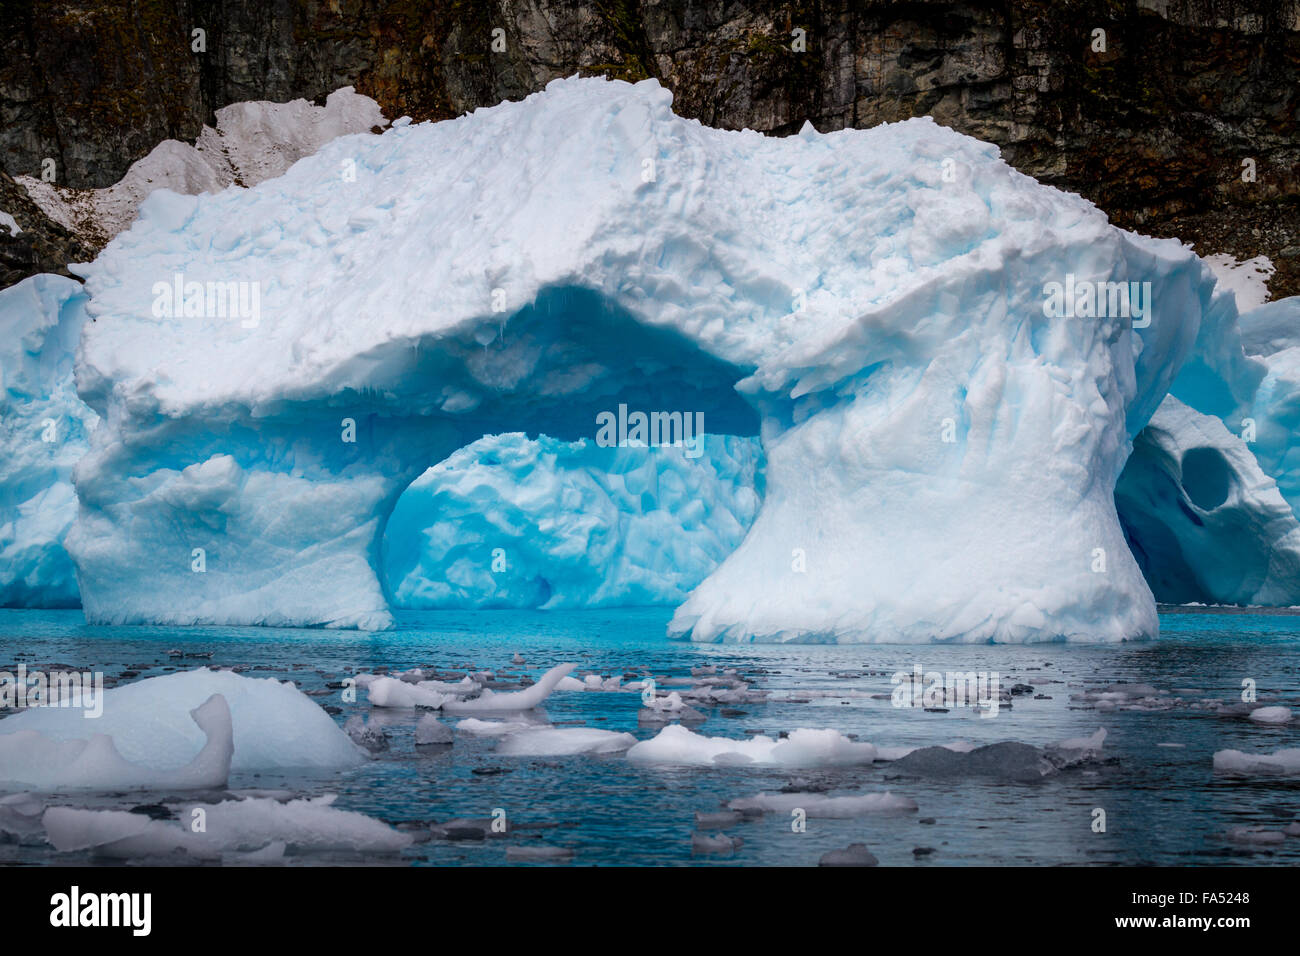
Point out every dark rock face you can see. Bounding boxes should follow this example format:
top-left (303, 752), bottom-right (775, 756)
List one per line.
top-left (1, 1), bottom-right (1296, 293)
top-left (0, 170), bottom-right (95, 288)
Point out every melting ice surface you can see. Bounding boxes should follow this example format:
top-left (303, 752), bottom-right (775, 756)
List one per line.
top-left (1, 606), bottom-right (1298, 866)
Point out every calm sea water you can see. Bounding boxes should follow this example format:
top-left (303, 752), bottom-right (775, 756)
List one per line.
top-left (2, 606), bottom-right (1298, 866)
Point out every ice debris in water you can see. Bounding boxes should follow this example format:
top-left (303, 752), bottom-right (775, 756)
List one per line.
top-left (1213, 748), bottom-right (1300, 776)
top-left (626, 725), bottom-right (877, 767)
top-left (1248, 706), bottom-right (1292, 724)
top-left (41, 794), bottom-right (411, 860)
top-left (494, 727), bottom-right (637, 756)
top-left (414, 714), bottom-right (454, 745)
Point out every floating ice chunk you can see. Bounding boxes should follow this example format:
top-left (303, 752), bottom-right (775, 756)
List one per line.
top-left (691, 832), bottom-right (743, 854)
top-left (727, 791), bottom-right (917, 817)
top-left (1054, 728), bottom-right (1108, 751)
top-left (0, 792), bottom-right (47, 839)
top-left (366, 677), bottom-right (453, 709)
top-left (1225, 826), bottom-right (1287, 845)
top-left (42, 794), bottom-right (412, 859)
top-left (442, 662), bottom-right (575, 714)
top-left (0, 668), bottom-right (363, 777)
top-left (494, 727), bottom-right (637, 756)
top-left (414, 714), bottom-right (453, 745)
top-left (819, 843), bottom-right (879, 867)
top-left (0, 694), bottom-right (232, 792)
top-left (1212, 748), bottom-right (1300, 776)
top-left (343, 715), bottom-right (390, 752)
top-left (555, 676), bottom-right (587, 691)
top-left (626, 725), bottom-right (877, 767)
top-left (1248, 706), bottom-right (1292, 725)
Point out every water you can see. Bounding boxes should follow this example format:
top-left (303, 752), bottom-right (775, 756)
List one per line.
top-left (2, 606), bottom-right (1298, 866)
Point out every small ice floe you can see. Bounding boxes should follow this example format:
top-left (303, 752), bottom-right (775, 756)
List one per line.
top-left (0, 792), bottom-right (46, 841)
top-left (1224, 826), bottom-right (1287, 846)
top-left (626, 725), bottom-right (877, 768)
top-left (506, 845), bottom-right (574, 862)
top-left (0, 694), bottom-right (233, 792)
top-left (638, 691), bottom-right (707, 725)
top-left (555, 676), bottom-right (586, 691)
top-left (442, 663), bottom-right (575, 714)
top-left (343, 715), bottom-right (391, 752)
top-left (1072, 683), bottom-right (1171, 712)
top-left (727, 791), bottom-right (917, 818)
top-left (1248, 706), bottom-right (1292, 725)
top-left (1053, 728), bottom-right (1108, 752)
top-left (691, 831), bottom-right (743, 854)
top-left (1212, 747), bottom-right (1300, 776)
top-left (494, 727), bottom-right (637, 756)
top-left (0, 668), bottom-right (363, 779)
top-left (42, 795), bottom-right (412, 860)
top-left (365, 677), bottom-right (453, 709)
top-left (511, 653), bottom-right (526, 665)
top-left (414, 714), bottom-right (453, 746)
top-left (819, 843), bottom-right (878, 867)
top-left (1156, 742), bottom-right (1185, 748)
top-left (695, 810), bottom-right (744, 829)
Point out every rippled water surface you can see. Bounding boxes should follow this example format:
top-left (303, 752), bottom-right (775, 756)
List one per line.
top-left (2, 606), bottom-right (1298, 866)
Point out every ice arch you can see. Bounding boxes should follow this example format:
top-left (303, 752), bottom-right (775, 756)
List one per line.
top-left (68, 76), bottom-right (1233, 641)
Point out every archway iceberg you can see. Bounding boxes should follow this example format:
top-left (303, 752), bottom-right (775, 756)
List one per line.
top-left (59, 76), bottom-right (1273, 641)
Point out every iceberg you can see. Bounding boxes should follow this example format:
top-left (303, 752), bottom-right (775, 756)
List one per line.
top-left (61, 74), bottom-right (1242, 642)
